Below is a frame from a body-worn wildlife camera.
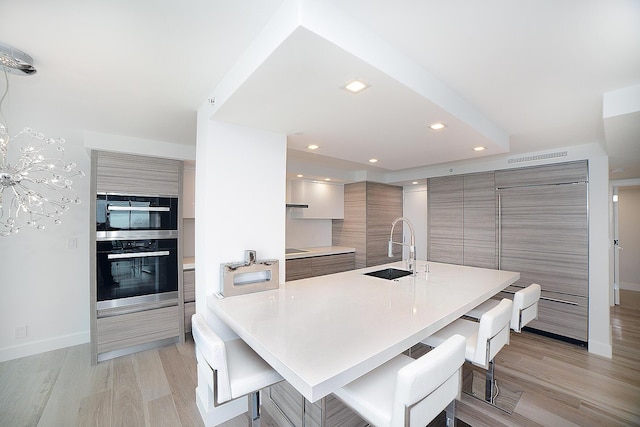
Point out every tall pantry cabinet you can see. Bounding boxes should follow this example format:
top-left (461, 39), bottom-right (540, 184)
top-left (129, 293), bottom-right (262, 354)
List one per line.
top-left (427, 161), bottom-right (589, 343)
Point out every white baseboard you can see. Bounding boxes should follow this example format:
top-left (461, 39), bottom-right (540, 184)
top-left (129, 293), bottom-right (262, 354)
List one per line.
top-left (620, 282), bottom-right (640, 292)
top-left (0, 331), bottom-right (90, 363)
top-left (588, 339), bottom-right (612, 359)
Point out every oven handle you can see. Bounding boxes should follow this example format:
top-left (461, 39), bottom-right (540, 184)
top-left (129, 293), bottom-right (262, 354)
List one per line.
top-left (107, 251), bottom-right (171, 259)
top-left (107, 206), bottom-right (170, 212)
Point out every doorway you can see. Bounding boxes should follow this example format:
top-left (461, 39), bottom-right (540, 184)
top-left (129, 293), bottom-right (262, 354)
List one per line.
top-left (612, 181), bottom-right (640, 306)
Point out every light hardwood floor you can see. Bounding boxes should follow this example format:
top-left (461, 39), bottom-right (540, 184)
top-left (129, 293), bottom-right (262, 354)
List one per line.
top-left (1, 290), bottom-right (639, 427)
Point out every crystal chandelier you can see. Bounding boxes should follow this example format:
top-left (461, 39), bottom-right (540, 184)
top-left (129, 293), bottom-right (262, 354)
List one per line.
top-left (0, 42), bottom-right (84, 237)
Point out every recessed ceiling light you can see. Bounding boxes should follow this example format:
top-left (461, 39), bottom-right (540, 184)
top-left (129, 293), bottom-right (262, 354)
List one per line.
top-left (429, 122), bottom-right (446, 130)
top-left (307, 144), bottom-right (319, 150)
top-left (368, 158), bottom-right (378, 163)
top-left (296, 174), bottom-right (304, 178)
top-left (344, 80), bottom-right (369, 94)
top-left (473, 146), bottom-right (486, 152)
top-left (412, 181), bottom-right (419, 185)
top-left (324, 178), bottom-right (331, 181)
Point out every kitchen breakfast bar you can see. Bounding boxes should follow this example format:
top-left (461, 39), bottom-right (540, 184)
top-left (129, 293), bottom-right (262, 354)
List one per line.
top-left (207, 260), bottom-right (519, 417)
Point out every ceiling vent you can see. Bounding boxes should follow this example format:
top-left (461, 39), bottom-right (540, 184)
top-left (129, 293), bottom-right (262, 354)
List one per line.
top-left (507, 151), bottom-right (568, 164)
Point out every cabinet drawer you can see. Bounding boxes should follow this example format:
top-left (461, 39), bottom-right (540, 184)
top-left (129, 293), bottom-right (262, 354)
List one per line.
top-left (97, 305), bottom-right (179, 354)
top-left (183, 269), bottom-right (195, 302)
top-left (496, 289), bottom-right (587, 342)
top-left (311, 253), bottom-right (355, 277)
top-left (285, 258), bottom-right (312, 281)
top-left (184, 302), bottom-right (196, 332)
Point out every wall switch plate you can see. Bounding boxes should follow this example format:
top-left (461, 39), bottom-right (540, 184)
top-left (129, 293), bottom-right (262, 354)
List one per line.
top-left (15, 325), bottom-right (27, 339)
top-left (67, 237), bottom-right (78, 249)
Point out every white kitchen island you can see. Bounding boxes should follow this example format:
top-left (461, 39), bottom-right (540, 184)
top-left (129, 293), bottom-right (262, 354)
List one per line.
top-left (207, 260), bottom-right (519, 406)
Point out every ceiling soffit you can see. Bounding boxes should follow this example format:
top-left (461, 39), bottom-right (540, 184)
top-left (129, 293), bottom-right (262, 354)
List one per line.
top-left (204, 0), bottom-right (510, 171)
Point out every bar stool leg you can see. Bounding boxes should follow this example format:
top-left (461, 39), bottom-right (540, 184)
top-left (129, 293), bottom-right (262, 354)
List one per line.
top-left (485, 360), bottom-right (495, 403)
top-left (249, 390), bottom-right (261, 427)
top-left (445, 400), bottom-right (456, 427)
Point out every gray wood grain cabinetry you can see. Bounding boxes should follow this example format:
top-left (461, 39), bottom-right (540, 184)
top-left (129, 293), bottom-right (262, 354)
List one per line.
top-left (496, 161), bottom-right (588, 342)
top-left (427, 161), bottom-right (589, 342)
top-left (333, 182), bottom-right (403, 269)
top-left (91, 151), bottom-right (184, 364)
top-left (463, 172), bottom-right (497, 269)
top-left (95, 151), bottom-right (181, 196)
top-left (428, 173), bottom-right (496, 267)
top-left (285, 252), bottom-right (356, 281)
top-left (96, 305), bottom-right (180, 357)
top-left (183, 269), bottom-right (195, 333)
top-left (427, 176), bottom-right (463, 264)
top-left (266, 381), bottom-right (366, 427)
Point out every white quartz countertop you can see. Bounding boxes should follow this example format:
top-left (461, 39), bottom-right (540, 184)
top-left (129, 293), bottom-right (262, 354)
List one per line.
top-left (208, 260), bottom-right (519, 402)
top-left (285, 246), bottom-right (355, 260)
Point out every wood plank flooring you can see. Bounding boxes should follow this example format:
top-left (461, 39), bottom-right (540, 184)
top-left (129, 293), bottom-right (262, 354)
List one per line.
top-left (1, 290), bottom-right (638, 426)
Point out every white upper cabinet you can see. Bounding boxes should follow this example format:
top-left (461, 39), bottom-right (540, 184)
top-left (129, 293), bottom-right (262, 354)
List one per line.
top-left (183, 162), bottom-right (195, 218)
top-left (289, 180), bottom-right (344, 219)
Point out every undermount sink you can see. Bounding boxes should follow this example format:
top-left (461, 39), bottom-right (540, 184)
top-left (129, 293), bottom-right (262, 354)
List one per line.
top-left (364, 268), bottom-right (412, 280)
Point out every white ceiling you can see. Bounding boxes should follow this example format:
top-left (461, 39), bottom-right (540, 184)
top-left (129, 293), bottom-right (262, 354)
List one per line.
top-left (1, 0), bottom-right (639, 181)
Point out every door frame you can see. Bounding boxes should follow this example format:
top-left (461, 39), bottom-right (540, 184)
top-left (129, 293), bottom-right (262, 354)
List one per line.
top-left (610, 178), bottom-right (640, 305)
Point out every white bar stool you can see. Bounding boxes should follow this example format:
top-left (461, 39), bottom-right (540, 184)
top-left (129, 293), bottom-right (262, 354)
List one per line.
top-left (421, 299), bottom-right (512, 404)
top-left (466, 283), bottom-right (542, 332)
top-left (192, 314), bottom-right (283, 426)
top-left (334, 334), bottom-right (466, 427)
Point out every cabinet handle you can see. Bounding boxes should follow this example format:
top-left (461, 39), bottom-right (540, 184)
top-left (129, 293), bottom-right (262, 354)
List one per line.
top-left (107, 206), bottom-right (170, 212)
top-left (107, 250), bottom-right (170, 259)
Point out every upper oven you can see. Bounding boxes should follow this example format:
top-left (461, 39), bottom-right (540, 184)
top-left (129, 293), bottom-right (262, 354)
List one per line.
top-left (96, 194), bottom-right (178, 239)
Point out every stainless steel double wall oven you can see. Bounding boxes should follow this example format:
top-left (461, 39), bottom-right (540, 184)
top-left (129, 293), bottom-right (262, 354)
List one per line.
top-left (96, 194), bottom-right (179, 311)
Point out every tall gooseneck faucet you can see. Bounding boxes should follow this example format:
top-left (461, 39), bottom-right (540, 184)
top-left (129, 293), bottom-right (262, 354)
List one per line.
top-left (388, 217), bottom-right (416, 276)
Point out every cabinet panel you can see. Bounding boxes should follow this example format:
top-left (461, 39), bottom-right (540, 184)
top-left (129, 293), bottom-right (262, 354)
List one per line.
top-left (496, 289), bottom-right (587, 341)
top-left (183, 270), bottom-right (195, 302)
top-left (310, 253), bottom-right (355, 277)
top-left (463, 172), bottom-right (496, 268)
top-left (183, 164), bottom-right (195, 218)
top-left (97, 306), bottom-right (179, 354)
top-left (366, 182), bottom-right (403, 267)
top-left (96, 151), bottom-right (181, 196)
top-left (285, 258), bottom-right (312, 281)
top-left (286, 253), bottom-right (356, 281)
top-left (184, 302), bottom-right (195, 333)
top-left (428, 175), bottom-right (463, 264)
top-left (495, 160), bottom-right (588, 188)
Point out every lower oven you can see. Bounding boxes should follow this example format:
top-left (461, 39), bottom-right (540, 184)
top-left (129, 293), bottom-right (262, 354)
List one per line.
top-left (96, 237), bottom-right (178, 312)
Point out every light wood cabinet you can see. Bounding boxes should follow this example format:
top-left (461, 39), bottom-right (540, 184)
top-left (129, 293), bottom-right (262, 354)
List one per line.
top-left (285, 252), bottom-right (355, 281)
top-left (333, 182), bottom-right (403, 269)
top-left (427, 175), bottom-right (463, 264)
top-left (496, 161), bottom-right (588, 342)
top-left (290, 180), bottom-right (344, 219)
top-left (427, 161), bottom-right (589, 343)
top-left (183, 269), bottom-right (196, 332)
top-left (183, 163), bottom-right (195, 218)
top-left (95, 151), bottom-right (181, 196)
top-left (96, 305), bottom-right (180, 359)
top-left (427, 172), bottom-right (496, 267)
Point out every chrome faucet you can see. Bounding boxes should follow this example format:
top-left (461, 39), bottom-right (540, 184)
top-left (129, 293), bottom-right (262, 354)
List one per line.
top-left (388, 217), bottom-right (416, 276)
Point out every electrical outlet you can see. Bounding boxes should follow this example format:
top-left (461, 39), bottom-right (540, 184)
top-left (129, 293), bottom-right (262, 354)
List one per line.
top-left (15, 325), bottom-right (27, 339)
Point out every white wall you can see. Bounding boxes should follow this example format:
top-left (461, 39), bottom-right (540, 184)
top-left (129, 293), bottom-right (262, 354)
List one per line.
top-left (618, 187), bottom-right (640, 290)
top-left (0, 130), bottom-right (195, 362)
top-left (0, 140), bottom-right (91, 362)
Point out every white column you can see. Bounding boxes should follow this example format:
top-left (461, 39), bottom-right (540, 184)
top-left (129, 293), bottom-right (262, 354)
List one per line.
top-left (194, 117), bottom-right (286, 426)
